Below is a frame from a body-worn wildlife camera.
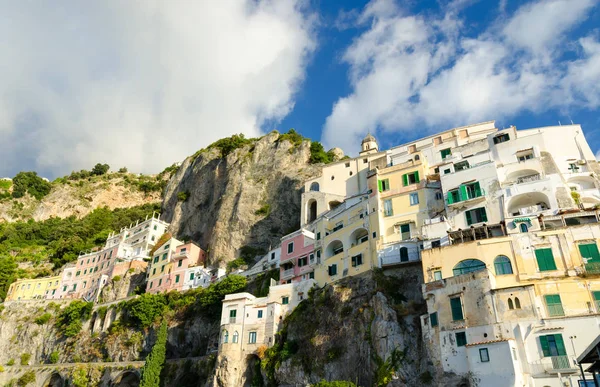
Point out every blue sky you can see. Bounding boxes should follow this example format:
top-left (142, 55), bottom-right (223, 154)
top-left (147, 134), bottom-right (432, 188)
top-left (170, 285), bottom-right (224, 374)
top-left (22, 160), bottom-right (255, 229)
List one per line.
top-left (1, 0), bottom-right (600, 178)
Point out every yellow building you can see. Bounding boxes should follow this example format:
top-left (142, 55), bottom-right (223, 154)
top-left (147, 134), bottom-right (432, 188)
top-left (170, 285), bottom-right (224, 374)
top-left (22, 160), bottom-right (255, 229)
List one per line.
top-left (367, 153), bottom-right (445, 266)
top-left (311, 193), bottom-right (377, 285)
top-left (420, 215), bottom-right (600, 386)
top-left (5, 275), bottom-right (61, 301)
top-left (146, 236), bottom-right (182, 294)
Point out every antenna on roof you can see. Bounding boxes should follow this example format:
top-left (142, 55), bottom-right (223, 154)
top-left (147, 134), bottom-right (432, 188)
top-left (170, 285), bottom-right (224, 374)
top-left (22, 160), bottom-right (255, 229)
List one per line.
top-left (558, 121), bottom-right (562, 126)
top-left (570, 119), bottom-right (574, 125)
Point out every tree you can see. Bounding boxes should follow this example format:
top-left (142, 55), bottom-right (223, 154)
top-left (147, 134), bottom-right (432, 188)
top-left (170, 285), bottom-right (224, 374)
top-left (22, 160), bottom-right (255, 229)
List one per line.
top-left (0, 256), bottom-right (17, 301)
top-left (91, 163), bottom-right (110, 176)
top-left (126, 293), bottom-right (168, 328)
top-left (139, 321), bottom-right (168, 387)
top-left (55, 300), bottom-right (93, 337)
top-left (118, 167), bottom-right (128, 173)
top-left (11, 171), bottom-right (52, 200)
top-left (309, 142), bottom-right (333, 164)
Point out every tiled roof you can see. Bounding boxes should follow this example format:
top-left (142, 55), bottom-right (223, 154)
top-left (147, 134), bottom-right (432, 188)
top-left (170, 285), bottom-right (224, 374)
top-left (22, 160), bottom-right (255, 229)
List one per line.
top-left (465, 339), bottom-right (511, 347)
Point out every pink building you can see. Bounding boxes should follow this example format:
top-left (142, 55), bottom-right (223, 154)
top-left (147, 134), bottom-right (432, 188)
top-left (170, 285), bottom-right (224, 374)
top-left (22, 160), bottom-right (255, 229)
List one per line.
top-left (146, 240), bottom-right (206, 294)
top-left (279, 229), bottom-right (315, 284)
top-left (169, 242), bottom-right (206, 292)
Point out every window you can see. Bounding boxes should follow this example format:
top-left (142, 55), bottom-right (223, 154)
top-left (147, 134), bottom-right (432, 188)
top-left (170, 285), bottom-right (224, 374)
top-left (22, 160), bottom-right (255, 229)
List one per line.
top-left (271, 252), bottom-right (276, 260)
top-left (520, 223), bottom-right (529, 233)
top-left (282, 297), bottom-right (289, 305)
top-left (232, 331), bottom-right (239, 343)
top-left (84, 269), bottom-right (87, 275)
top-left (399, 224), bottom-right (410, 240)
top-left (158, 279), bottom-right (162, 286)
top-left (434, 270), bottom-right (442, 280)
top-left (515, 297), bottom-right (521, 309)
top-left (545, 294), bottom-right (565, 317)
top-left (161, 266), bottom-right (165, 273)
top-left (248, 332), bottom-right (257, 344)
top-left (409, 193), bottom-right (419, 205)
top-left (539, 334), bottom-right (566, 357)
top-left (479, 348), bottom-right (490, 362)
top-left (400, 247), bottom-right (409, 262)
top-left (76, 271), bottom-right (80, 276)
top-left (508, 298), bottom-right (514, 309)
top-left (383, 199), bottom-right (393, 217)
top-left (443, 169), bottom-right (451, 174)
top-left (358, 234), bottom-right (368, 244)
top-left (333, 222), bottom-right (343, 232)
top-left (466, 207), bottom-right (487, 225)
top-left (517, 152), bottom-right (533, 161)
top-left (178, 260), bottom-right (183, 267)
top-left (162, 253), bottom-right (167, 260)
top-left (149, 281), bottom-right (153, 289)
top-left (402, 171), bottom-right (420, 186)
top-left (328, 264), bottom-right (338, 276)
top-left (453, 259), bottom-right (486, 276)
top-left (351, 254), bottom-right (363, 267)
top-left (454, 161), bottom-right (469, 171)
top-left (378, 179), bottom-right (390, 192)
top-left (535, 248), bottom-right (557, 271)
top-left (287, 243), bottom-right (294, 254)
top-left (455, 332), bottom-right (467, 346)
top-left (153, 256), bottom-right (159, 263)
top-left (579, 243), bottom-right (600, 265)
top-left (363, 158), bottom-right (368, 164)
top-left (464, 182), bottom-right (483, 200)
top-left (441, 148), bottom-right (452, 159)
top-left (493, 133), bottom-right (510, 144)
top-left (316, 232), bottom-right (321, 240)
top-left (430, 312), bottom-right (438, 327)
top-left (309, 272), bottom-right (314, 279)
top-left (447, 190), bottom-right (460, 204)
top-left (258, 310), bottom-right (263, 318)
top-left (223, 330), bottom-right (229, 344)
top-left (494, 256), bottom-right (513, 275)
top-left (298, 257), bottom-right (308, 267)
top-left (152, 268), bottom-right (156, 275)
top-left (593, 291), bottom-right (600, 311)
top-left (164, 244), bottom-right (170, 250)
top-left (332, 244), bottom-right (343, 255)
top-left (63, 286), bottom-right (67, 292)
top-left (175, 275), bottom-right (180, 283)
top-left (432, 240), bottom-right (441, 248)
top-left (229, 309), bottom-right (237, 323)
top-left (190, 273), bottom-right (195, 280)
top-left (450, 297), bottom-right (464, 321)
top-left (435, 192), bottom-right (443, 200)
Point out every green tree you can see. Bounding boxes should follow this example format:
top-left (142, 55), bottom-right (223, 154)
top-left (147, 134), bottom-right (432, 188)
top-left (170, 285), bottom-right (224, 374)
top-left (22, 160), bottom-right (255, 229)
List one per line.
top-left (309, 142), bottom-right (332, 164)
top-left (48, 351), bottom-right (59, 364)
top-left (126, 293), bottom-right (168, 329)
top-left (139, 321), bottom-right (168, 387)
top-left (91, 163), bottom-right (110, 176)
top-left (17, 370), bottom-right (36, 386)
top-left (11, 171), bottom-right (52, 200)
top-left (55, 300), bottom-right (93, 337)
top-left (0, 256), bottom-right (17, 301)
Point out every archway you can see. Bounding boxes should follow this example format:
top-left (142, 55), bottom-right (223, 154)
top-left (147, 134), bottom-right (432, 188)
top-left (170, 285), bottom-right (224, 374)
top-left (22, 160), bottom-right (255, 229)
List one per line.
top-left (43, 372), bottom-right (65, 387)
top-left (328, 200), bottom-right (342, 211)
top-left (506, 168), bottom-right (541, 184)
top-left (111, 370), bottom-right (140, 387)
top-left (325, 240), bottom-right (344, 258)
top-left (310, 182), bottom-right (320, 192)
top-left (453, 259), bottom-right (486, 276)
top-left (307, 199), bottom-right (317, 223)
top-left (349, 228), bottom-right (368, 246)
top-left (507, 192), bottom-right (550, 216)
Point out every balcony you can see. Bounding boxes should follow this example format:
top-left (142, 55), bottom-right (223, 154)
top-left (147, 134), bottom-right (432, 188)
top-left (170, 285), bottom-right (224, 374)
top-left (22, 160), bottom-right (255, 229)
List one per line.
top-left (585, 262), bottom-right (600, 275)
top-left (229, 317), bottom-right (236, 324)
top-left (447, 188), bottom-right (486, 206)
top-left (281, 268), bottom-right (295, 279)
top-left (530, 356), bottom-right (578, 375)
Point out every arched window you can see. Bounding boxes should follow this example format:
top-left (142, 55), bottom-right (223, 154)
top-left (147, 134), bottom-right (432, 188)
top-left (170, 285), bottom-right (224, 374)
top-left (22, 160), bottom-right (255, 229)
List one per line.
top-left (515, 297), bottom-right (521, 309)
top-left (414, 155), bottom-right (420, 161)
top-left (508, 298), bottom-right (514, 310)
top-left (452, 259), bottom-right (486, 276)
top-left (520, 223), bottom-right (528, 233)
top-left (223, 330), bottom-right (229, 344)
top-left (232, 331), bottom-right (239, 343)
top-left (310, 182), bottom-right (319, 192)
top-left (494, 256), bottom-right (513, 275)
top-left (400, 247), bottom-right (409, 262)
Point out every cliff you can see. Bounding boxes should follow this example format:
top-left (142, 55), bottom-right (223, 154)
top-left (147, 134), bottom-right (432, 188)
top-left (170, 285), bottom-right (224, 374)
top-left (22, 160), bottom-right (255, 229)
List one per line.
top-left (162, 131), bottom-right (321, 267)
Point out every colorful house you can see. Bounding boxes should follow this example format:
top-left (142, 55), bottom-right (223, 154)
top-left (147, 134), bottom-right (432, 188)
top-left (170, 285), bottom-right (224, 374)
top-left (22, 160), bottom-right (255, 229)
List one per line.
top-left (280, 229), bottom-right (315, 284)
top-left (5, 275), bottom-right (61, 301)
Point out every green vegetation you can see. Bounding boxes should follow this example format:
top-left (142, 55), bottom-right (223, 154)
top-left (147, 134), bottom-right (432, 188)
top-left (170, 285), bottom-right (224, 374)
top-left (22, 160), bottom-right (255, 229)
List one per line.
top-left (277, 129), bottom-right (305, 147)
top-left (20, 353), bottom-right (31, 366)
top-left (227, 245), bottom-right (265, 272)
top-left (49, 351), bottom-right (59, 364)
top-left (71, 366), bottom-right (90, 387)
top-left (12, 171), bottom-right (52, 200)
top-left (309, 142), bottom-right (336, 164)
top-left (6, 359), bottom-right (14, 366)
top-left (118, 167), bottom-right (128, 173)
top-left (177, 191), bottom-right (190, 202)
top-left (139, 321), bottom-right (168, 387)
top-left (34, 313), bottom-right (52, 325)
top-left (112, 275), bottom-right (122, 282)
top-left (0, 257), bottom-right (17, 301)
top-left (208, 133), bottom-right (254, 158)
top-left (374, 348), bottom-right (404, 386)
top-left (0, 179), bottom-right (11, 200)
top-left (16, 371), bottom-right (35, 386)
top-left (312, 381), bottom-right (357, 387)
top-left (56, 300), bottom-right (93, 337)
top-left (126, 293), bottom-right (168, 329)
top-left (91, 163), bottom-right (110, 176)
top-left (254, 203), bottom-right (270, 216)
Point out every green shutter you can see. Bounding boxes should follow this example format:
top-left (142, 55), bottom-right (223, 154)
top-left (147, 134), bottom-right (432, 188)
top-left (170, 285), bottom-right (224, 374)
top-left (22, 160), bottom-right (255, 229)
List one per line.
top-left (593, 291), bottom-right (600, 300)
top-left (480, 208), bottom-right (488, 223)
top-left (450, 297), bottom-right (463, 320)
top-left (466, 210), bottom-right (473, 226)
top-left (402, 174), bottom-right (409, 186)
top-left (459, 185), bottom-right (468, 201)
top-left (540, 335), bottom-right (551, 357)
top-left (536, 249), bottom-right (557, 271)
top-left (447, 191), bottom-right (454, 204)
top-left (430, 312), bottom-right (438, 327)
top-left (414, 171), bottom-right (420, 183)
top-left (378, 180), bottom-right (383, 192)
top-left (554, 334), bottom-right (567, 356)
top-left (580, 243), bottom-right (600, 263)
top-left (474, 182), bottom-right (481, 197)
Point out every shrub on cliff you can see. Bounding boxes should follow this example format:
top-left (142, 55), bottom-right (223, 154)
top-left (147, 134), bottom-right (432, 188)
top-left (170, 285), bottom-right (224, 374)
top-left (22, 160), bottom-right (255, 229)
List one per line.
top-left (312, 381), bottom-right (357, 387)
top-left (56, 300), bottom-right (93, 337)
top-left (17, 371), bottom-right (35, 386)
top-left (126, 293), bottom-right (168, 329)
top-left (139, 321), bottom-right (168, 387)
top-left (91, 163), bottom-right (110, 176)
top-left (208, 134), bottom-right (253, 158)
top-left (309, 142), bottom-right (334, 164)
top-left (11, 171), bottom-right (52, 200)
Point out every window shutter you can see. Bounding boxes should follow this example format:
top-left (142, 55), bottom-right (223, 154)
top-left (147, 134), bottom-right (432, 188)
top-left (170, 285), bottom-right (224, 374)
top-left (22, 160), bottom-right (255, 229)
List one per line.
top-left (450, 298), bottom-right (463, 320)
top-left (402, 174), bottom-right (409, 186)
top-left (378, 180), bottom-right (383, 192)
top-left (414, 171), bottom-right (420, 183)
top-left (459, 185), bottom-right (468, 201)
top-left (480, 208), bottom-right (488, 222)
top-left (351, 256), bottom-right (356, 267)
top-left (474, 182), bottom-right (481, 196)
top-left (447, 192), bottom-right (454, 204)
top-left (554, 334), bottom-right (567, 356)
top-left (466, 210), bottom-right (472, 226)
top-left (539, 335), bottom-right (551, 357)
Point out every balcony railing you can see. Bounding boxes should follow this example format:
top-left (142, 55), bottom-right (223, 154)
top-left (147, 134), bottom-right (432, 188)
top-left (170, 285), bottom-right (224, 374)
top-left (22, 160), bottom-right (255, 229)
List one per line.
top-left (447, 188), bottom-right (485, 205)
top-left (530, 355), bottom-right (577, 375)
top-left (229, 317), bottom-right (236, 324)
top-left (517, 174), bottom-right (541, 184)
top-left (282, 268), bottom-right (295, 279)
top-left (551, 355), bottom-right (572, 370)
top-left (585, 262), bottom-right (600, 274)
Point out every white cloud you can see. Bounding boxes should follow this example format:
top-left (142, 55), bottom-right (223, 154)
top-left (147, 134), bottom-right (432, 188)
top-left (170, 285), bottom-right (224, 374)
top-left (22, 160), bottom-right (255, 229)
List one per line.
top-left (0, 1), bottom-right (316, 178)
top-left (323, 0), bottom-right (600, 153)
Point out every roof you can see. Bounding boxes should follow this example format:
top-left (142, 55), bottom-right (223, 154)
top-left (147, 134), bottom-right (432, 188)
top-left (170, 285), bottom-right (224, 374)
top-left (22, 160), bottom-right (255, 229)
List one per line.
top-left (362, 133), bottom-right (376, 144)
top-left (465, 339), bottom-right (511, 347)
top-left (578, 335), bottom-right (600, 364)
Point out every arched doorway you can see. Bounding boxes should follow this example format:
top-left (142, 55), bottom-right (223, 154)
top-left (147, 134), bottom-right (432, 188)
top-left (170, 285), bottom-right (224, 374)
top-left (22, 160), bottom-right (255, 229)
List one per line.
top-left (111, 371), bottom-right (140, 387)
top-left (43, 373), bottom-right (65, 387)
top-left (307, 199), bottom-right (317, 223)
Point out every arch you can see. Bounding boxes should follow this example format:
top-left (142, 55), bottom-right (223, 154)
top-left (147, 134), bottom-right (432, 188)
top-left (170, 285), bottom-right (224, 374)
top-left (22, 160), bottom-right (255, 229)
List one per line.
top-left (515, 297), bottom-right (521, 309)
top-left (233, 331), bottom-right (239, 343)
top-left (111, 370), bottom-right (140, 387)
top-left (328, 200), bottom-right (342, 211)
top-left (494, 255), bottom-right (513, 275)
top-left (43, 372), bottom-right (65, 387)
top-left (519, 223), bottom-right (529, 233)
top-left (507, 192), bottom-right (550, 216)
top-left (452, 259), bottom-right (486, 276)
top-left (506, 168), bottom-right (541, 183)
top-left (307, 199), bottom-right (317, 223)
top-left (508, 298), bottom-right (514, 310)
top-left (325, 240), bottom-right (344, 258)
top-left (350, 228), bottom-right (368, 246)
top-left (567, 175), bottom-right (596, 190)
top-left (414, 155), bottom-right (420, 161)
top-left (310, 182), bottom-right (320, 192)
top-left (222, 330), bottom-right (229, 344)
top-left (400, 247), bottom-right (409, 262)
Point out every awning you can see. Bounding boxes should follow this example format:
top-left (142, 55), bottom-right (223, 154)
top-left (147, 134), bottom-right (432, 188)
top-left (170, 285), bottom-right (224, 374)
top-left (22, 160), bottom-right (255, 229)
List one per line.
top-left (512, 217), bottom-right (532, 227)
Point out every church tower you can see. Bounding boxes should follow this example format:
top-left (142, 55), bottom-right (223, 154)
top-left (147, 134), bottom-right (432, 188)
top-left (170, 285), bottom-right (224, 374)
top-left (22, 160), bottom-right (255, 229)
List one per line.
top-left (360, 132), bottom-right (379, 155)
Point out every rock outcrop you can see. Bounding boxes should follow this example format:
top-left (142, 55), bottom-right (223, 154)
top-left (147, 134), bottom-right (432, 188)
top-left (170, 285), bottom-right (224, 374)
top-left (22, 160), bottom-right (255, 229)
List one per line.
top-left (162, 132), bottom-right (321, 266)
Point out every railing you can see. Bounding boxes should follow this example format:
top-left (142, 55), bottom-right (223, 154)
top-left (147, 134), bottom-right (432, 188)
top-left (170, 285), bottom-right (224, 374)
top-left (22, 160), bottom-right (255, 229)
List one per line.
top-left (551, 355), bottom-right (571, 370)
top-left (585, 262), bottom-right (600, 274)
top-left (229, 317), bottom-right (236, 324)
top-left (447, 188), bottom-right (485, 205)
top-left (282, 268), bottom-right (294, 279)
top-left (530, 355), bottom-right (576, 375)
top-left (517, 174), bottom-right (541, 184)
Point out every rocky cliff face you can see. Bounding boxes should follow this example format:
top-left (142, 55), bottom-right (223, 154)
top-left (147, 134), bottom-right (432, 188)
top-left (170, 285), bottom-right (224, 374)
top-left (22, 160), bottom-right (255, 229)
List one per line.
top-left (0, 176), bottom-right (161, 222)
top-left (162, 132), bottom-right (321, 266)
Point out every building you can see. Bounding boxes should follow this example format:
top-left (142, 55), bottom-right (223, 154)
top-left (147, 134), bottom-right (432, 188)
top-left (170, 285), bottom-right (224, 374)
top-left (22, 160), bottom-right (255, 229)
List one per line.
top-left (5, 275), bottom-right (61, 301)
top-left (146, 236), bottom-right (182, 294)
top-left (243, 246), bottom-right (281, 280)
top-left (280, 230), bottom-right (315, 284)
top-left (167, 242), bottom-right (207, 292)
